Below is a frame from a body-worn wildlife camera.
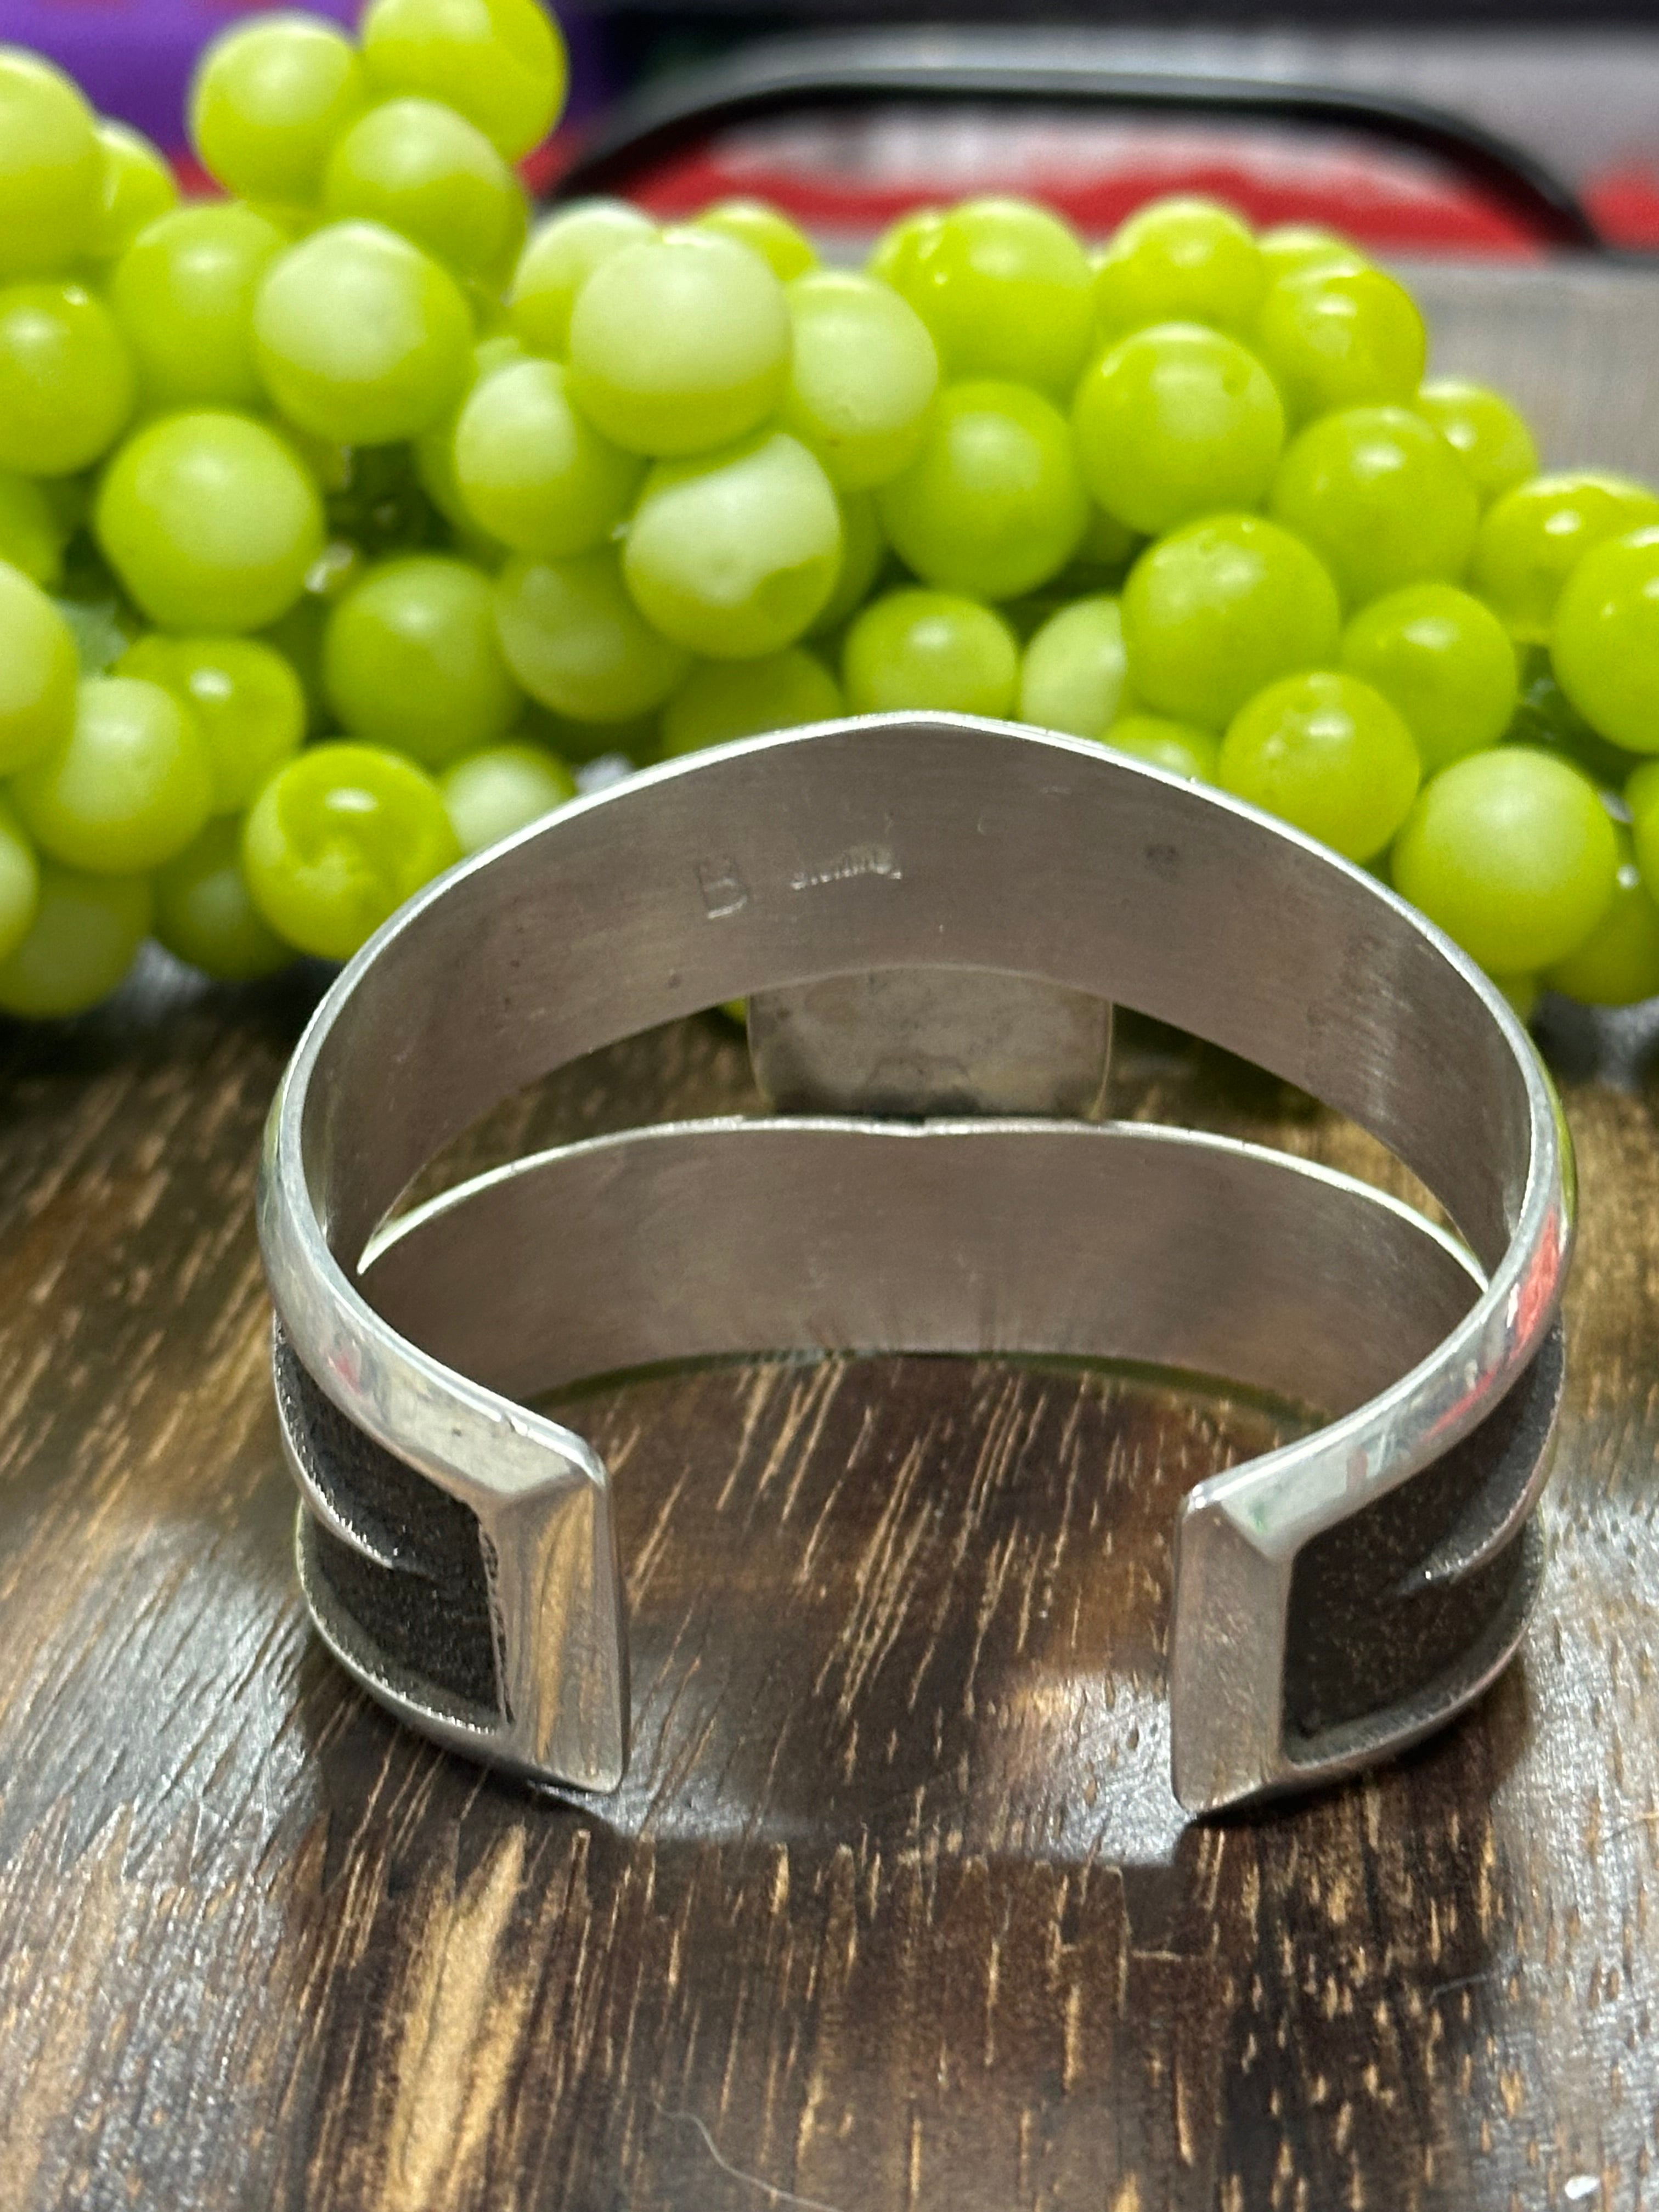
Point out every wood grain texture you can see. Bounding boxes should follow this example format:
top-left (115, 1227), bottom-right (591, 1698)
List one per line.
top-left (3, 262), bottom-right (1659, 2212)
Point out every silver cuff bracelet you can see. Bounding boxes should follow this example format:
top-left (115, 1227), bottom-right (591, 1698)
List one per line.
top-left (258, 715), bottom-right (1573, 1815)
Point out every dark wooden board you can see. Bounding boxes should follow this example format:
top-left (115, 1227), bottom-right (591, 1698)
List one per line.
top-left (3, 263), bottom-right (1659, 2212)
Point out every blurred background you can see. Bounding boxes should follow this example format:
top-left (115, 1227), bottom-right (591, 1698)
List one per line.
top-left (4, 0), bottom-right (1657, 251)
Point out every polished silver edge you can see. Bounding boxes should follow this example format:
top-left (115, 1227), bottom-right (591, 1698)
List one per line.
top-left (1406, 1319), bottom-right (1564, 1593)
top-left (1181, 1516), bottom-right (1550, 1815)
top-left (1171, 1318), bottom-right (1562, 1809)
top-left (257, 716), bottom-right (1573, 1812)
top-left (262, 1078), bottom-right (630, 1788)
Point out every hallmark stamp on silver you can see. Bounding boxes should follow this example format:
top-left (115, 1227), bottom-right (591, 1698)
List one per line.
top-left (696, 858), bottom-right (750, 918)
top-left (789, 843), bottom-right (902, 893)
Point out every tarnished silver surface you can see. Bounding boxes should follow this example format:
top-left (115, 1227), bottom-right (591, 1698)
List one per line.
top-left (748, 969), bottom-right (1112, 1116)
top-left (258, 716), bottom-right (1574, 1814)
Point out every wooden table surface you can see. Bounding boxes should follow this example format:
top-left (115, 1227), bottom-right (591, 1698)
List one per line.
top-left (6, 264), bottom-right (1659, 2212)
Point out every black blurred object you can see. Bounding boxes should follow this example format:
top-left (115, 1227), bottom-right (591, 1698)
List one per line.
top-left (556, 26), bottom-right (1600, 250)
top-left (593, 0), bottom-right (1659, 22)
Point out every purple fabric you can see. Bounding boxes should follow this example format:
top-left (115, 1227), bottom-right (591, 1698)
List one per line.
top-left (0, 0), bottom-right (608, 157)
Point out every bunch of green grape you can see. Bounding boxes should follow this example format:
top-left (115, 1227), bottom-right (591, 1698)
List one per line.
top-left (2, 2), bottom-right (1658, 1022)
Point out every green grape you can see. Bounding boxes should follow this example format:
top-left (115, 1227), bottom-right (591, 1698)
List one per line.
top-left (1269, 405), bottom-right (1478, 608)
top-left (1345, 584), bottom-right (1531, 783)
top-left (660, 648), bottom-right (842, 757)
top-left (842, 589), bottom-right (1018, 718)
top-left (1073, 323), bottom-right (1285, 537)
top-left (0, 563), bottom-right (78, 772)
top-left (323, 554), bottom-right (521, 768)
top-left (1338, 582), bottom-right (1517, 773)
top-left (12, 674), bottom-right (213, 873)
top-left (0, 793), bottom-right (38, 962)
top-left (1017, 595), bottom-right (1128, 739)
top-left (1627, 761), bottom-right (1659, 916)
top-left (868, 206), bottom-right (942, 283)
top-left (1494, 973), bottom-right (1539, 1022)
top-left (111, 204), bottom-right (286, 411)
top-left (1472, 472), bottom-right (1659, 645)
top-left (1416, 378), bottom-right (1538, 507)
top-left (623, 430), bottom-right (842, 658)
top-left (439, 740), bottom-right (575, 851)
top-left (190, 14), bottom-right (365, 206)
top-left (255, 221), bottom-right (473, 445)
top-left (84, 121), bottom-right (178, 263)
top-left (696, 199), bottom-right (817, 280)
top-left (881, 196), bottom-right (1093, 396)
top-left (1508, 644), bottom-right (1637, 787)
top-left (1543, 827), bottom-right (1659, 1006)
top-left (1218, 669), bottom-right (1420, 861)
top-left (1105, 710), bottom-right (1217, 781)
top-left (0, 470), bottom-right (66, 588)
top-left (1120, 512), bottom-right (1341, 729)
top-left (117, 633), bottom-right (305, 812)
top-left (494, 546), bottom-right (690, 720)
top-left (508, 200), bottom-right (656, 357)
top-left (359, 0), bottom-right (567, 162)
top-left (1391, 745), bottom-right (1618, 973)
top-left (0, 860), bottom-right (150, 1017)
top-left (247, 201), bottom-right (317, 242)
top-left (808, 489), bottom-right (887, 640)
top-left (781, 270), bottom-right (939, 492)
top-left (95, 411), bottom-right (325, 633)
top-left (0, 48), bottom-right (100, 280)
top-left (452, 357), bottom-right (640, 554)
top-left (1552, 527), bottom-right (1659, 754)
top-left (1094, 198), bottom-right (1265, 341)
top-left (153, 814), bottom-right (294, 980)
top-left (1257, 225), bottom-right (1367, 284)
top-left (567, 229), bottom-right (791, 458)
top-left (323, 96), bottom-right (527, 287)
top-left (0, 283), bottom-right (134, 477)
top-left (877, 380), bottom-right (1087, 601)
top-left (244, 739), bottom-right (461, 960)
top-left (1253, 266), bottom-right (1425, 427)
top-left (412, 333), bottom-right (522, 531)
top-left (463, 327), bottom-right (526, 377)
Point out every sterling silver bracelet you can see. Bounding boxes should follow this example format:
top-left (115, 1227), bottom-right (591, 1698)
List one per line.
top-left (258, 715), bottom-right (1572, 1814)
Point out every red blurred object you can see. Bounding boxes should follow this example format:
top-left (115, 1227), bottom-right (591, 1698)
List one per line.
top-left (1585, 166), bottom-right (1659, 250)
top-left (620, 114), bottom-right (1549, 256)
top-left (521, 134), bottom-right (579, 199)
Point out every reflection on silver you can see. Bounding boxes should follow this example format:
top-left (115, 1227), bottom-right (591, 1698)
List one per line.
top-left (258, 716), bottom-right (1572, 1815)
